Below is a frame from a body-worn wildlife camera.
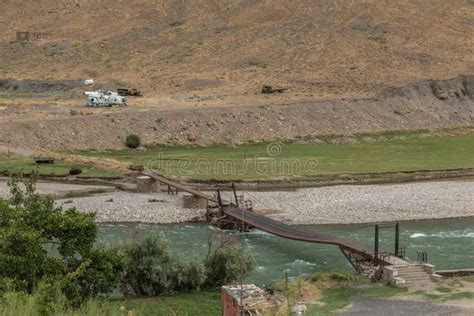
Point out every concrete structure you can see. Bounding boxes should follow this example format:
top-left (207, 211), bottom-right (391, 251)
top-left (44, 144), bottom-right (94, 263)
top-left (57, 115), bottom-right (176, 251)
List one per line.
top-left (183, 194), bottom-right (208, 209)
top-left (383, 263), bottom-right (442, 287)
top-left (136, 176), bottom-right (154, 193)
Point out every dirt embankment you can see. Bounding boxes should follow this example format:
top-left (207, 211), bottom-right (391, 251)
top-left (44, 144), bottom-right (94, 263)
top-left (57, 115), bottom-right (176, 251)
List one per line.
top-left (0, 75), bottom-right (473, 151)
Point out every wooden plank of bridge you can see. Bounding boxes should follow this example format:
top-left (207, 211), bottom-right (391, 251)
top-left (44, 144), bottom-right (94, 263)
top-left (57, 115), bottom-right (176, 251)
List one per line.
top-left (143, 170), bottom-right (219, 203)
top-left (224, 207), bottom-right (374, 260)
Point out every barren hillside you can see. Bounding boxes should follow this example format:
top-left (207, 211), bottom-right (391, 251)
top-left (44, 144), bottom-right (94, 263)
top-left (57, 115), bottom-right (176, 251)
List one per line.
top-left (1, 0), bottom-right (473, 99)
top-left (0, 75), bottom-right (472, 150)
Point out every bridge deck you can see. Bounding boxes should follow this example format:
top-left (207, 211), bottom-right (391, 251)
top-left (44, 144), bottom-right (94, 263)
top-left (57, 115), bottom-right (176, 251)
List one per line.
top-left (143, 170), bottom-right (218, 203)
top-left (225, 208), bottom-right (374, 259)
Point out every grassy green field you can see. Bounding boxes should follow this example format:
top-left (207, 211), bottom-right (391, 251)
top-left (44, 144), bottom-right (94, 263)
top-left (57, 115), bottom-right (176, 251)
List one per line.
top-left (1, 129), bottom-right (472, 181)
top-left (0, 291), bottom-right (220, 316)
top-left (104, 291), bottom-right (221, 315)
top-left (0, 156), bottom-right (119, 178)
top-left (78, 131), bottom-right (474, 180)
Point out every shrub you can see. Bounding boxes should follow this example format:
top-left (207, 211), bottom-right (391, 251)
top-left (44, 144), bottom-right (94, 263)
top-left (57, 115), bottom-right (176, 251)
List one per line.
top-left (120, 234), bottom-right (254, 296)
top-left (204, 244), bottom-right (254, 289)
top-left (120, 234), bottom-right (173, 296)
top-left (69, 167), bottom-right (82, 175)
top-left (125, 134), bottom-right (141, 148)
top-left (170, 259), bottom-right (206, 292)
top-left (311, 272), bottom-right (325, 283)
top-left (329, 269), bottom-right (358, 283)
top-left (120, 234), bottom-right (205, 296)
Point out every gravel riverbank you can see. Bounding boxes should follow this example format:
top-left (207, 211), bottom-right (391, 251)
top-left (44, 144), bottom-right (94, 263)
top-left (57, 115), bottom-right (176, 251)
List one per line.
top-left (0, 179), bottom-right (112, 198)
top-left (242, 180), bottom-right (474, 225)
top-left (2, 178), bottom-right (472, 224)
top-left (58, 192), bottom-right (204, 224)
top-left (47, 180), bottom-right (474, 225)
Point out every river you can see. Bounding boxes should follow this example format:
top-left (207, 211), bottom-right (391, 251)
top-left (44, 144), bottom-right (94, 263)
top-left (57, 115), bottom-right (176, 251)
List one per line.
top-left (99, 217), bottom-right (474, 286)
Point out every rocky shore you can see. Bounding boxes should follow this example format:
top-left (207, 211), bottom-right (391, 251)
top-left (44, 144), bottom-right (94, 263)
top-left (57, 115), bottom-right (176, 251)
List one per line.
top-left (244, 180), bottom-right (474, 225)
top-left (47, 179), bottom-right (474, 225)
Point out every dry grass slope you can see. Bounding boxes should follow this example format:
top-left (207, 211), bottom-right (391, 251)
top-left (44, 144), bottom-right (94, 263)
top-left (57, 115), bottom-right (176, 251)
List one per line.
top-left (1, 0), bottom-right (473, 98)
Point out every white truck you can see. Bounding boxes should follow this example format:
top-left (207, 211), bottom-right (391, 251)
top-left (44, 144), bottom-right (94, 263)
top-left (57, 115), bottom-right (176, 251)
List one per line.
top-left (84, 90), bottom-right (126, 107)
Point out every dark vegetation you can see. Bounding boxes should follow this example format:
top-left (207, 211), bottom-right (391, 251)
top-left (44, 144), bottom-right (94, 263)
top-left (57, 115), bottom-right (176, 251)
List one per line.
top-left (0, 176), bottom-right (253, 314)
top-left (125, 134), bottom-right (141, 149)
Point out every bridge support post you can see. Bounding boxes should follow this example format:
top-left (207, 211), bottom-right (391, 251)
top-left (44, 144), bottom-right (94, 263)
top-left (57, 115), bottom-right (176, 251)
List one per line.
top-left (232, 182), bottom-right (239, 207)
top-left (217, 189), bottom-right (223, 215)
top-left (183, 194), bottom-right (208, 209)
top-left (374, 224), bottom-right (379, 262)
top-left (136, 176), bottom-right (154, 193)
top-left (395, 223), bottom-right (400, 257)
top-left (339, 247), bottom-right (357, 272)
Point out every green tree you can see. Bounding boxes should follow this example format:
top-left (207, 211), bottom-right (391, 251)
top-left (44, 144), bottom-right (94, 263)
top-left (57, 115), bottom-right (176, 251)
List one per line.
top-left (0, 176), bottom-right (124, 309)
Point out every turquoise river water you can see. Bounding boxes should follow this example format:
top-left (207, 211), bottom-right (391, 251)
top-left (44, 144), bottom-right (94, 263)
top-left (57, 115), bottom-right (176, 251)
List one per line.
top-left (99, 218), bottom-right (474, 286)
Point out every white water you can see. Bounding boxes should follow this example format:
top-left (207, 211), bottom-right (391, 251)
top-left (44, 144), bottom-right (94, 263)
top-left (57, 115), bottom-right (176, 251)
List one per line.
top-left (410, 230), bottom-right (474, 239)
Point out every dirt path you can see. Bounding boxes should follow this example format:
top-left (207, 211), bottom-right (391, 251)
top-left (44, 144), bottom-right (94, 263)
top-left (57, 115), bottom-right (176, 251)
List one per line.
top-left (339, 297), bottom-right (472, 316)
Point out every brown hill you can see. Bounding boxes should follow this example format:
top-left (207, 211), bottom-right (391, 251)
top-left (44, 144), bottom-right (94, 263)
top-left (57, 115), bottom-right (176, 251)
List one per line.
top-left (1, 0), bottom-right (473, 99)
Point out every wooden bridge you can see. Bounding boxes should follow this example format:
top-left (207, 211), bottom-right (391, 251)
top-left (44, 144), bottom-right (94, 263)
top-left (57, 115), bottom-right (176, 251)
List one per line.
top-left (142, 170), bottom-right (407, 274)
top-left (224, 207), bottom-right (373, 260)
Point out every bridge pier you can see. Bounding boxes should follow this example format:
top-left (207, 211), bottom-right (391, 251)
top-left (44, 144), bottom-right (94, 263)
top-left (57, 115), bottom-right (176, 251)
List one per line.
top-left (136, 176), bottom-right (155, 192)
top-left (183, 194), bottom-right (208, 209)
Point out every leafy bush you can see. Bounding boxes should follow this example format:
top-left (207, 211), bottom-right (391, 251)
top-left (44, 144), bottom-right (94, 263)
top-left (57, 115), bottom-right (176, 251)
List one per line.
top-left (121, 234), bottom-right (172, 296)
top-left (125, 134), bottom-right (141, 148)
top-left (120, 234), bottom-right (253, 296)
top-left (120, 234), bottom-right (206, 296)
top-left (170, 259), bottom-right (206, 292)
top-left (204, 243), bottom-right (254, 289)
